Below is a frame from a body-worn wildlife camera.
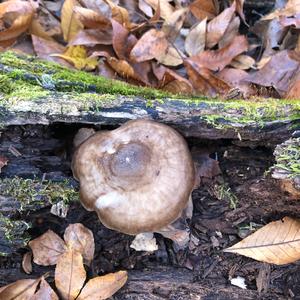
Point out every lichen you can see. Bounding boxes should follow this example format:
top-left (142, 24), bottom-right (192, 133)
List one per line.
top-left (0, 177), bottom-right (79, 212)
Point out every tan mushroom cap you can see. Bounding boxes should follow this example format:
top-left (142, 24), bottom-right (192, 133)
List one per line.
top-left (72, 119), bottom-right (195, 235)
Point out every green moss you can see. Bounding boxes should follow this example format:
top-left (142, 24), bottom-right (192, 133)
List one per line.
top-left (0, 177), bottom-right (79, 212)
top-left (211, 183), bottom-right (239, 209)
top-left (0, 75), bottom-right (14, 94)
top-left (272, 138), bottom-right (300, 178)
top-left (0, 51), bottom-right (172, 99)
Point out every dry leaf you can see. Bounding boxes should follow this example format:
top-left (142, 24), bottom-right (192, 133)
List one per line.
top-left (230, 54), bottom-right (255, 70)
top-left (77, 271), bottom-right (128, 300)
top-left (29, 18), bottom-right (54, 41)
top-left (262, 0), bottom-right (300, 20)
top-left (218, 16), bottom-right (240, 48)
top-left (130, 29), bottom-right (168, 62)
top-left (187, 35), bottom-right (248, 72)
top-left (31, 277), bottom-right (59, 300)
top-left (55, 249), bottom-right (86, 300)
top-left (64, 223), bottom-right (95, 266)
top-left (52, 45), bottom-right (98, 70)
top-left (105, 0), bottom-right (132, 29)
top-left (185, 18), bottom-right (207, 57)
top-left (144, 0), bottom-right (174, 20)
top-left (0, 278), bottom-right (41, 300)
top-left (22, 251), bottom-right (32, 274)
top-left (0, 156), bottom-right (8, 173)
top-left (225, 217), bottom-right (300, 265)
top-left (189, 0), bottom-right (216, 20)
top-left (69, 29), bottom-right (112, 46)
top-left (29, 229), bottom-right (67, 266)
top-left (61, 0), bottom-right (83, 42)
top-left (206, 1), bottom-right (236, 48)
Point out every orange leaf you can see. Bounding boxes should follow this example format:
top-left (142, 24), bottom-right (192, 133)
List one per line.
top-left (64, 223), bottom-right (95, 266)
top-left (55, 249), bottom-right (86, 300)
top-left (189, 0), bottom-right (216, 20)
top-left (105, 0), bottom-right (132, 29)
top-left (77, 271), bottom-right (128, 300)
top-left (29, 229), bottom-right (67, 266)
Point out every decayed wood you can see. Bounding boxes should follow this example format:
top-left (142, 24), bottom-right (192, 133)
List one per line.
top-left (0, 52), bottom-right (299, 146)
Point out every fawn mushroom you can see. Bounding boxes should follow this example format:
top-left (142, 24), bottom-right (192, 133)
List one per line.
top-left (72, 119), bottom-right (195, 236)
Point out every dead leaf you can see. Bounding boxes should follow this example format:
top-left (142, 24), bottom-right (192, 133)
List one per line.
top-left (185, 18), bottom-right (207, 57)
top-left (189, 0), bottom-right (216, 20)
top-left (29, 229), bottom-right (67, 266)
top-left (244, 50), bottom-right (300, 96)
top-left (61, 0), bottom-right (83, 42)
top-left (130, 29), bottom-right (168, 62)
top-left (69, 29), bottom-right (112, 46)
top-left (31, 277), bottom-right (59, 300)
top-left (187, 35), bottom-right (248, 72)
top-left (206, 1), bottom-right (236, 48)
top-left (55, 249), bottom-right (86, 300)
top-left (0, 156), bottom-right (8, 173)
top-left (0, 278), bottom-right (41, 300)
top-left (262, 0), bottom-right (300, 20)
top-left (144, 0), bottom-right (174, 20)
top-left (105, 0), bottom-right (132, 29)
top-left (286, 67), bottom-right (300, 99)
top-left (225, 217), bottom-right (300, 265)
top-left (64, 223), bottom-right (95, 266)
top-left (230, 54), bottom-right (255, 70)
top-left (73, 6), bottom-right (111, 29)
top-left (52, 45), bottom-right (98, 70)
top-left (138, 0), bottom-right (153, 17)
top-left (77, 271), bottom-right (127, 300)
top-left (162, 8), bottom-right (188, 42)
top-left (29, 18), bottom-right (55, 41)
top-left (22, 251), bottom-right (32, 274)
top-left (218, 16), bottom-right (240, 48)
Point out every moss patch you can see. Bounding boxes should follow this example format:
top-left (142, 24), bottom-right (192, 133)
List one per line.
top-left (0, 177), bottom-right (79, 212)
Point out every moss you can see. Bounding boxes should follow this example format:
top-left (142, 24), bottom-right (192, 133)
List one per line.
top-left (272, 138), bottom-right (300, 178)
top-left (211, 183), bottom-right (239, 209)
top-left (0, 75), bottom-right (14, 94)
top-left (0, 51), bottom-right (172, 99)
top-left (0, 177), bottom-right (79, 212)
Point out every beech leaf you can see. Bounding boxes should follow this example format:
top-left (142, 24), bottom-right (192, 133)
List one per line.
top-left (0, 278), bottom-right (41, 300)
top-left (225, 217), bottom-right (300, 265)
top-left (77, 271), bottom-right (128, 300)
top-left (29, 229), bottom-right (67, 266)
top-left (61, 0), bottom-right (83, 42)
top-left (189, 0), bottom-right (216, 20)
top-left (64, 223), bottom-right (95, 266)
top-left (31, 277), bottom-right (59, 300)
top-left (144, 0), bottom-right (174, 20)
top-left (55, 249), bottom-right (86, 300)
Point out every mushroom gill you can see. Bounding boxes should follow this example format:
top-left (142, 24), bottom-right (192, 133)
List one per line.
top-left (72, 119), bottom-right (195, 235)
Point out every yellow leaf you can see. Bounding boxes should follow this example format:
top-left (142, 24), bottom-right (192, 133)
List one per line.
top-left (224, 217), bottom-right (300, 265)
top-left (77, 271), bottom-right (127, 300)
top-left (61, 0), bottom-right (83, 42)
top-left (52, 45), bottom-right (98, 70)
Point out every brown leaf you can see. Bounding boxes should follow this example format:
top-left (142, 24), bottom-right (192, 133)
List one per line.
top-left (29, 229), bottom-right (67, 266)
top-left (185, 18), bottom-right (207, 57)
top-left (77, 271), bottom-right (128, 300)
top-left (138, 0), bottom-right (153, 17)
top-left (187, 35), bottom-right (248, 72)
top-left (105, 0), bottom-right (132, 30)
top-left (61, 0), bottom-right (83, 42)
top-left (162, 8), bottom-right (188, 42)
top-left (69, 29), bottom-right (112, 46)
top-left (144, 0), bottom-right (174, 20)
top-left (206, 1), bottom-right (236, 48)
top-left (230, 54), bottom-right (255, 70)
top-left (29, 18), bottom-right (55, 41)
top-left (111, 19), bottom-right (137, 60)
top-left (244, 50), bottom-right (300, 96)
top-left (55, 249), bottom-right (86, 300)
top-left (130, 29), bottom-right (168, 62)
top-left (64, 223), bottom-right (95, 266)
top-left (73, 6), bottom-right (111, 29)
top-left (225, 217), bottom-right (300, 265)
top-left (22, 251), bottom-right (32, 274)
top-left (235, 0), bottom-right (246, 24)
top-left (189, 0), bottom-right (217, 20)
top-left (218, 16), bottom-right (240, 48)
top-left (0, 278), bottom-right (41, 300)
top-left (262, 0), bottom-right (300, 20)
top-left (286, 67), bottom-right (300, 99)
top-left (0, 156), bottom-right (8, 173)
top-left (31, 277), bottom-right (59, 300)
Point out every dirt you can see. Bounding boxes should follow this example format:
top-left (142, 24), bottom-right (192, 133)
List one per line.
top-left (0, 123), bottom-right (299, 299)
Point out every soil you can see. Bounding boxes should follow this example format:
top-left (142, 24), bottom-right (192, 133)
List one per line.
top-left (0, 123), bottom-right (299, 299)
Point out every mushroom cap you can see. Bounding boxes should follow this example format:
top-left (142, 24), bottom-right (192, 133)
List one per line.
top-left (72, 119), bottom-right (195, 235)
